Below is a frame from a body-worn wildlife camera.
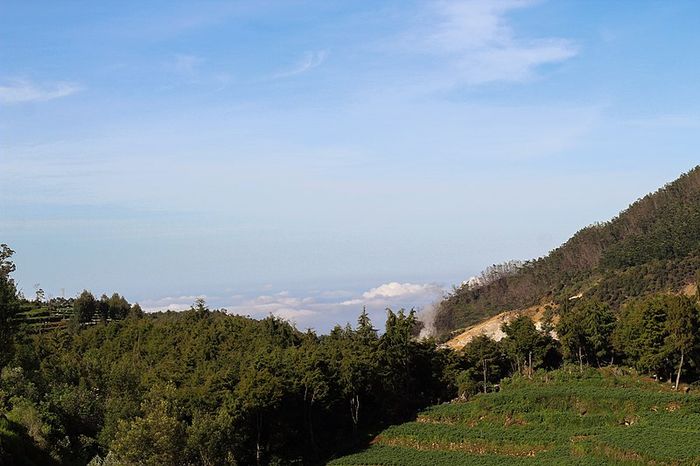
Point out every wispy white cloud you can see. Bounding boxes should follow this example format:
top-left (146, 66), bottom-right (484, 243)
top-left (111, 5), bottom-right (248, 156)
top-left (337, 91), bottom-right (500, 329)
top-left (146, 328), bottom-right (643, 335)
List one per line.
top-left (158, 54), bottom-right (232, 92)
top-left (0, 79), bottom-right (81, 104)
top-left (107, 3), bottom-right (254, 40)
top-left (414, 0), bottom-right (577, 85)
top-left (454, 39), bottom-right (576, 84)
top-left (622, 114), bottom-right (700, 129)
top-left (271, 50), bottom-right (328, 79)
top-left (170, 54), bottom-right (203, 76)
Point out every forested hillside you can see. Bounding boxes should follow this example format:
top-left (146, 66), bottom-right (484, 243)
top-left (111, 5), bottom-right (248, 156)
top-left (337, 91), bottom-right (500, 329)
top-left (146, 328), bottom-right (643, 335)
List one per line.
top-left (0, 246), bottom-right (458, 465)
top-left (435, 166), bottom-right (700, 337)
top-left (1, 307), bottom-right (455, 465)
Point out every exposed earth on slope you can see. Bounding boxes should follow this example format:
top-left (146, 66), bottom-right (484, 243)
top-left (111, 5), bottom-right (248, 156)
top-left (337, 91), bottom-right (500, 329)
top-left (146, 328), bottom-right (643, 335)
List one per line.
top-left (444, 284), bottom-right (699, 351)
top-left (444, 303), bottom-right (556, 351)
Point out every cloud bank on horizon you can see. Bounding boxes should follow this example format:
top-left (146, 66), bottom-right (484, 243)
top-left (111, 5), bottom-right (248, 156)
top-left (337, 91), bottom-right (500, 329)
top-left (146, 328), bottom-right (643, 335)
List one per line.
top-left (139, 281), bottom-right (445, 333)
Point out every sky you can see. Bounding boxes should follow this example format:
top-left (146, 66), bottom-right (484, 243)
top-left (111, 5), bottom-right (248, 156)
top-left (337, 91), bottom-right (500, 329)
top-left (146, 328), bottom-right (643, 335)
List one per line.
top-left (2, 0), bottom-right (700, 332)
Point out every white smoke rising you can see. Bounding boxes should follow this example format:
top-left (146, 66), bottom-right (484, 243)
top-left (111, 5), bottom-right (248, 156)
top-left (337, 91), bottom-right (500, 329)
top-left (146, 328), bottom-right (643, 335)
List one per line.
top-left (417, 302), bottom-right (439, 339)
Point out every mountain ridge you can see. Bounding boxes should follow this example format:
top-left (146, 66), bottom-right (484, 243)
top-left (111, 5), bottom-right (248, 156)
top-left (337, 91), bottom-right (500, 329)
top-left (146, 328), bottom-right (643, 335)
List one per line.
top-left (434, 166), bottom-right (700, 338)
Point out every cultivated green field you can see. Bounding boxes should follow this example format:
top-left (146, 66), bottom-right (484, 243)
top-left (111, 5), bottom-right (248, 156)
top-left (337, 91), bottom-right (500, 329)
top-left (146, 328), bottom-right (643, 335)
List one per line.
top-left (330, 368), bottom-right (700, 465)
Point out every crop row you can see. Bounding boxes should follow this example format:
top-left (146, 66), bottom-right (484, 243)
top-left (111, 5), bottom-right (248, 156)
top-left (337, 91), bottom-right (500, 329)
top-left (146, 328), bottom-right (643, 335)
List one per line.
top-left (329, 444), bottom-right (628, 466)
top-left (421, 385), bottom-right (698, 423)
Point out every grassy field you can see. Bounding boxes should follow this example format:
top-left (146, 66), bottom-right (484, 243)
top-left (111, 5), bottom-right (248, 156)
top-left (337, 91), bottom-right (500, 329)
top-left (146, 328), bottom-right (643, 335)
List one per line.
top-left (330, 368), bottom-right (700, 465)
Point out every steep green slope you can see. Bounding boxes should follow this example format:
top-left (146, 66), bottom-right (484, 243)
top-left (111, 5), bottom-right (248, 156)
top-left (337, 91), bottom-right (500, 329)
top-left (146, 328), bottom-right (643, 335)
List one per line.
top-left (330, 368), bottom-right (700, 465)
top-left (435, 166), bottom-right (700, 337)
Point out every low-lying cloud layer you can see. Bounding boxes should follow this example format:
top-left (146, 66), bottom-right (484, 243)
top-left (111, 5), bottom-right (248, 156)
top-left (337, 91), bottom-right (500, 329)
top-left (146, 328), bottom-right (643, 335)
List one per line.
top-left (140, 281), bottom-right (446, 333)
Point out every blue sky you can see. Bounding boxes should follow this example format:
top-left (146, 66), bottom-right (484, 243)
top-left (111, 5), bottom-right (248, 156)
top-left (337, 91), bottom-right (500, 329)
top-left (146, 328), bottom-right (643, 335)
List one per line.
top-left (2, 0), bottom-right (700, 332)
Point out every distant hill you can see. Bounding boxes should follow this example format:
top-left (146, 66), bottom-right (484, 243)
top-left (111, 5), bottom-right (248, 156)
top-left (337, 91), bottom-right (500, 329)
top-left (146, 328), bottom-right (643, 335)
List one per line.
top-left (434, 166), bottom-right (700, 338)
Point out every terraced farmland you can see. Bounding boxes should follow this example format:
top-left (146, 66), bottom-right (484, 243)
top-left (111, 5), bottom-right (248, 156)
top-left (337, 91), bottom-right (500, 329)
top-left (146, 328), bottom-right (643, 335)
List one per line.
top-left (12, 300), bottom-right (74, 333)
top-left (330, 368), bottom-right (700, 465)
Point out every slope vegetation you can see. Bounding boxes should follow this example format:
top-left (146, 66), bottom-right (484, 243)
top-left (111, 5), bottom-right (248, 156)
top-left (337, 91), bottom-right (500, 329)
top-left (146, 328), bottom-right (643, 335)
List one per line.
top-left (0, 415), bottom-right (57, 466)
top-left (435, 166), bottom-right (700, 338)
top-left (331, 368), bottom-right (700, 465)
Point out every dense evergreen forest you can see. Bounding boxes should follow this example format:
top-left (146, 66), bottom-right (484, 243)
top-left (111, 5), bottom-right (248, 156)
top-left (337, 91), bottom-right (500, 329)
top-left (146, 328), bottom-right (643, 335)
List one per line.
top-left (434, 166), bottom-right (700, 338)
